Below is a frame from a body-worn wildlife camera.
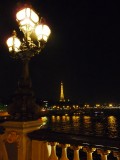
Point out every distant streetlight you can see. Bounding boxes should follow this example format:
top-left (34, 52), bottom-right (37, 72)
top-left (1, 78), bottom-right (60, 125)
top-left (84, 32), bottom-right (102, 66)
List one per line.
top-left (6, 5), bottom-right (51, 121)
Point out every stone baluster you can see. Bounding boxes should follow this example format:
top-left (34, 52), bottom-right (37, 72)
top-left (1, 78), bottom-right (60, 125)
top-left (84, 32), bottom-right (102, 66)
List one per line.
top-left (71, 145), bottom-right (82, 160)
top-left (31, 140), bottom-right (51, 160)
top-left (83, 146), bottom-right (96, 160)
top-left (42, 141), bottom-right (52, 160)
top-left (97, 149), bottom-right (111, 160)
top-left (43, 141), bottom-right (51, 160)
top-left (60, 144), bottom-right (70, 160)
top-left (113, 151), bottom-right (120, 160)
top-left (48, 142), bottom-right (58, 160)
top-left (31, 140), bottom-right (41, 160)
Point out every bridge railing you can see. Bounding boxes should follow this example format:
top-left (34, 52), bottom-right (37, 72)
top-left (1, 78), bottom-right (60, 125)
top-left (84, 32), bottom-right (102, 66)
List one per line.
top-left (28, 129), bottom-right (120, 160)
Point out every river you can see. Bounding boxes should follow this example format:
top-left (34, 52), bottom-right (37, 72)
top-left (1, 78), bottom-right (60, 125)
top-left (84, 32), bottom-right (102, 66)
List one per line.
top-left (42, 114), bottom-right (120, 138)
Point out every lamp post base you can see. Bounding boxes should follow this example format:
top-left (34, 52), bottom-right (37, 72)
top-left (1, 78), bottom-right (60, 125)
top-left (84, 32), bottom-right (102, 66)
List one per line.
top-left (8, 87), bottom-right (39, 121)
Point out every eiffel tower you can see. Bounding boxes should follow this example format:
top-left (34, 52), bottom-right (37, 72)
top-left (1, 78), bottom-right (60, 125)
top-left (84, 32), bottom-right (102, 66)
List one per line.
top-left (59, 81), bottom-right (65, 102)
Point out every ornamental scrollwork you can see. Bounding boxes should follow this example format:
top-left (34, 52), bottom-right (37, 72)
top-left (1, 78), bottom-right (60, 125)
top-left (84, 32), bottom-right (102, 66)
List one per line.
top-left (6, 131), bottom-right (20, 143)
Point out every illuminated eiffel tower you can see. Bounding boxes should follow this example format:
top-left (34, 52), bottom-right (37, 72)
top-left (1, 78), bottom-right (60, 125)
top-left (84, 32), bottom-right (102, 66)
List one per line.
top-left (59, 81), bottom-right (65, 102)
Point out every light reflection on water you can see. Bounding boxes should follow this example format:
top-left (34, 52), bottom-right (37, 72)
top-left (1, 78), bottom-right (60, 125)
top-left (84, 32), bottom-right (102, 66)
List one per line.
top-left (107, 116), bottom-right (118, 138)
top-left (45, 114), bottom-right (120, 138)
top-left (82, 116), bottom-right (92, 136)
top-left (95, 122), bottom-right (104, 137)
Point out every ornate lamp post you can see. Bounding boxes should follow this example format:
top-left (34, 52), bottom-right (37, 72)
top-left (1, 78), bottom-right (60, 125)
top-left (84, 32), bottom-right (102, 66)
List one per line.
top-left (6, 6), bottom-right (51, 121)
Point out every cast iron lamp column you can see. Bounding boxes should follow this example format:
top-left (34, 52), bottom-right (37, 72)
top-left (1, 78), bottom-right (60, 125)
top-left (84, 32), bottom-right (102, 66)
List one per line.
top-left (6, 6), bottom-right (51, 121)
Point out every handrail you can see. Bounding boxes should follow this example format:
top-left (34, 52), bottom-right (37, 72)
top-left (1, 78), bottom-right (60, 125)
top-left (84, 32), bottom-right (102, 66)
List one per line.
top-left (29, 129), bottom-right (120, 160)
top-left (28, 128), bottom-right (120, 151)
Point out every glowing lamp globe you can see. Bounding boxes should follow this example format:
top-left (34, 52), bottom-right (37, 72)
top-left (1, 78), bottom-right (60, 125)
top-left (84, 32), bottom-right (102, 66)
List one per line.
top-left (16, 7), bottom-right (39, 33)
top-left (6, 36), bottom-right (21, 52)
top-left (35, 24), bottom-right (51, 42)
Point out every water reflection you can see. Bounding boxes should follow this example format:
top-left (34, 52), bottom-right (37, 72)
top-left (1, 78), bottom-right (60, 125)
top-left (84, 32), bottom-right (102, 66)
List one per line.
top-left (71, 116), bottom-right (80, 133)
top-left (95, 122), bottom-right (104, 137)
top-left (82, 116), bottom-right (92, 136)
top-left (107, 116), bottom-right (118, 138)
top-left (56, 116), bottom-right (60, 121)
top-left (72, 115), bottom-right (80, 122)
top-left (46, 115), bottom-right (120, 138)
top-left (62, 115), bottom-right (70, 122)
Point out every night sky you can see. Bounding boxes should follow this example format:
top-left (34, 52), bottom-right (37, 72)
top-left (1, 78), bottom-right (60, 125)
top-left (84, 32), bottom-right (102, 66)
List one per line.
top-left (0, 0), bottom-right (120, 104)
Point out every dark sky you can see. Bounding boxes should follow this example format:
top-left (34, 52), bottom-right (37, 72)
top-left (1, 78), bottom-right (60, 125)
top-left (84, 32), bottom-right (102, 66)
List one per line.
top-left (0, 0), bottom-right (120, 104)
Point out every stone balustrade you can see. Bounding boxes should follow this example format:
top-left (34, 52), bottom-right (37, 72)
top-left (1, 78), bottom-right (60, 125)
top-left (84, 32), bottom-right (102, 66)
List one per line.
top-left (28, 129), bottom-right (120, 160)
top-left (31, 139), bottom-right (119, 160)
top-left (0, 126), bottom-right (120, 160)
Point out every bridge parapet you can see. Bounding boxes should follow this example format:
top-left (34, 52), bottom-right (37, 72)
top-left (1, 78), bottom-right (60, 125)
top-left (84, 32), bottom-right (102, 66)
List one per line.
top-left (28, 129), bottom-right (120, 160)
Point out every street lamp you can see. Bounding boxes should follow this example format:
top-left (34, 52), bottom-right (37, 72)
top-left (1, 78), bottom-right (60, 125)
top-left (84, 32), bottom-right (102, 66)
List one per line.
top-left (6, 6), bottom-right (51, 121)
